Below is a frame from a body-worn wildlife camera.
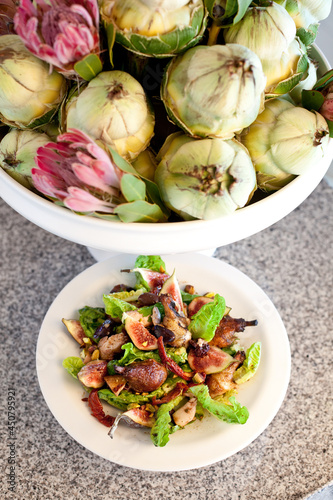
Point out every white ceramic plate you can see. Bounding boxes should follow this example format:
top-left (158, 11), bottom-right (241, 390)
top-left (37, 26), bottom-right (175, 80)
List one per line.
top-left (36, 253), bottom-right (291, 471)
top-left (0, 47), bottom-right (332, 255)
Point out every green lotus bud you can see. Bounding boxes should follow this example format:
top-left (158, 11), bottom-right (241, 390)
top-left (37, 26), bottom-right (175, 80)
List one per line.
top-left (0, 128), bottom-right (50, 189)
top-left (100, 0), bottom-right (207, 58)
top-left (65, 70), bottom-right (155, 161)
top-left (154, 132), bottom-right (256, 220)
top-left (224, 2), bottom-right (296, 60)
top-left (0, 35), bottom-right (67, 129)
top-left (224, 3), bottom-right (309, 95)
top-left (241, 98), bottom-right (330, 192)
top-left (131, 148), bottom-right (157, 181)
top-left (161, 44), bottom-right (266, 140)
top-left (275, 0), bottom-right (332, 28)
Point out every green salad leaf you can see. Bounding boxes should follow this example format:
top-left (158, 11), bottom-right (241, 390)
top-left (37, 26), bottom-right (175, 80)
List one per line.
top-left (62, 357), bottom-right (84, 379)
top-left (98, 387), bottom-right (166, 411)
top-left (233, 342), bottom-right (261, 384)
top-left (134, 255), bottom-right (166, 272)
top-left (107, 342), bottom-right (187, 374)
top-left (106, 288), bottom-right (146, 302)
top-left (150, 395), bottom-right (184, 447)
top-left (103, 295), bottom-right (137, 320)
top-left (138, 302), bottom-right (164, 320)
top-left (181, 291), bottom-right (201, 304)
top-left (78, 306), bottom-right (106, 339)
top-left (189, 384), bottom-right (249, 424)
top-left (188, 293), bottom-right (226, 341)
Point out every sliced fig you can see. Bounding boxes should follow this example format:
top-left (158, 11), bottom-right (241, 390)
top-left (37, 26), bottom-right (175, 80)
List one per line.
top-left (123, 312), bottom-right (158, 350)
top-left (62, 318), bottom-right (86, 345)
top-left (133, 268), bottom-right (169, 292)
top-left (160, 269), bottom-right (183, 312)
top-left (188, 345), bottom-right (233, 374)
top-left (172, 397), bottom-right (197, 427)
top-left (114, 359), bottom-right (168, 393)
top-left (187, 296), bottom-right (213, 318)
top-left (77, 360), bottom-right (108, 388)
top-left (125, 309), bottom-right (152, 327)
top-left (104, 374), bottom-right (127, 396)
top-left (98, 331), bottom-right (130, 360)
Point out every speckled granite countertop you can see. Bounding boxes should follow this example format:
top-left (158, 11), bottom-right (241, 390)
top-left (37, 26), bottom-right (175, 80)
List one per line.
top-left (1, 177), bottom-right (332, 500)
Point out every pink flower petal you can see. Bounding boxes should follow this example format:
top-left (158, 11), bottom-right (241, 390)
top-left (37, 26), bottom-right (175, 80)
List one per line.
top-left (59, 129), bottom-right (93, 147)
top-left (75, 151), bottom-right (94, 167)
top-left (31, 168), bottom-right (68, 198)
top-left (53, 34), bottom-right (77, 65)
top-left (91, 159), bottom-right (121, 188)
top-left (320, 99), bottom-right (333, 121)
top-left (82, 0), bottom-right (100, 25)
top-left (70, 4), bottom-right (94, 26)
top-left (64, 187), bottom-right (115, 213)
top-left (71, 162), bottom-right (115, 194)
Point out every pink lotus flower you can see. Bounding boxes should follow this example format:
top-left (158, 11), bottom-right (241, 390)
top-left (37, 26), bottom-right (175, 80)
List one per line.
top-left (14, 0), bottom-right (100, 77)
top-left (319, 84), bottom-right (333, 122)
top-left (32, 128), bottom-right (124, 213)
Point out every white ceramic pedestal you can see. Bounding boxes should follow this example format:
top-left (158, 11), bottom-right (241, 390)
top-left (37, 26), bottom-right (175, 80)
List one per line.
top-left (87, 246), bottom-right (217, 261)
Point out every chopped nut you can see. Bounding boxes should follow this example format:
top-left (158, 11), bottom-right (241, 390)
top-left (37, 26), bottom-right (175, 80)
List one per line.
top-left (91, 349), bottom-right (100, 360)
top-left (184, 284), bottom-right (196, 295)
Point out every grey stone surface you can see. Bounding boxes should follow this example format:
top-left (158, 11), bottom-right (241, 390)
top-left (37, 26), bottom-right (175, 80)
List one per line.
top-left (1, 179), bottom-right (332, 500)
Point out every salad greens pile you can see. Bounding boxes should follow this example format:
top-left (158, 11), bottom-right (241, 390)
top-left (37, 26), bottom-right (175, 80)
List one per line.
top-left (62, 255), bottom-right (261, 447)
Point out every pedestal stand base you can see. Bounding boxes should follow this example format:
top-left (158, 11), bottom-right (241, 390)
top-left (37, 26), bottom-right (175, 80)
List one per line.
top-left (87, 247), bottom-right (217, 262)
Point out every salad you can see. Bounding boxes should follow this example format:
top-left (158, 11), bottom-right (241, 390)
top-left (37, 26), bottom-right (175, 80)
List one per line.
top-left (62, 255), bottom-right (261, 447)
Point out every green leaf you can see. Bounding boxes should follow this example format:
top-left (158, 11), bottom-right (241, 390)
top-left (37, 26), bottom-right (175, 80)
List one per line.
top-left (114, 200), bottom-right (167, 223)
top-left (107, 342), bottom-right (187, 374)
top-left (103, 295), bottom-right (137, 320)
top-left (181, 291), bottom-right (201, 304)
top-left (74, 54), bottom-right (103, 81)
top-left (140, 176), bottom-right (171, 216)
top-left (107, 147), bottom-right (138, 175)
top-left (296, 23), bottom-right (318, 46)
top-left (233, 0), bottom-right (253, 24)
top-left (189, 293), bottom-right (226, 341)
top-left (121, 173), bottom-right (146, 202)
top-left (326, 119), bottom-right (333, 138)
top-left (134, 255), bottom-right (166, 272)
top-left (233, 342), bottom-right (261, 384)
top-left (98, 386), bottom-right (166, 411)
top-left (62, 357), bottom-right (84, 379)
top-left (104, 22), bottom-right (116, 68)
top-left (189, 385), bottom-right (249, 424)
top-left (313, 69), bottom-right (333, 91)
top-left (106, 288), bottom-right (146, 302)
top-left (301, 89), bottom-right (325, 111)
top-left (78, 306), bottom-right (106, 339)
top-left (150, 395), bottom-right (184, 447)
top-left (138, 302), bottom-right (165, 320)
top-left (91, 213), bottom-right (121, 221)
